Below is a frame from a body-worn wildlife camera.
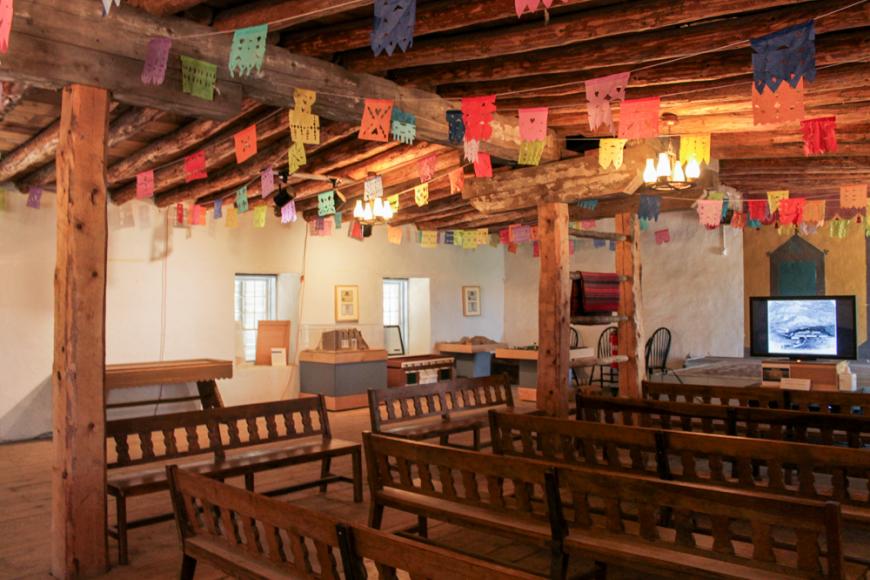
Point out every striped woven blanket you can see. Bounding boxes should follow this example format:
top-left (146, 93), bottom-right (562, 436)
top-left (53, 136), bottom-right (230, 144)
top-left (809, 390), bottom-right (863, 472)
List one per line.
top-left (571, 272), bottom-right (620, 314)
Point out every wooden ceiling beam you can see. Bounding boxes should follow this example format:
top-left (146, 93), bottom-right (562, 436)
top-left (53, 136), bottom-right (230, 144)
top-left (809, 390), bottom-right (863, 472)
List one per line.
top-left (212, 0), bottom-right (373, 33)
top-left (126, 0), bottom-right (204, 16)
top-left (285, 0), bottom-right (604, 57)
top-left (341, 0), bottom-right (798, 74)
top-left (112, 106), bottom-right (284, 203)
top-left (107, 99), bottom-right (261, 190)
top-left (390, 1), bottom-right (869, 85)
top-left (720, 156), bottom-right (870, 177)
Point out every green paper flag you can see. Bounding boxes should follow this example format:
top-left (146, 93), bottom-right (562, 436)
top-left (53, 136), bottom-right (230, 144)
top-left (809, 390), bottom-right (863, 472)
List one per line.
top-left (318, 190), bottom-right (335, 216)
top-left (333, 212), bottom-right (342, 229)
top-left (229, 25), bottom-right (268, 78)
top-left (181, 56), bottom-right (217, 101)
top-left (235, 186), bottom-right (249, 213)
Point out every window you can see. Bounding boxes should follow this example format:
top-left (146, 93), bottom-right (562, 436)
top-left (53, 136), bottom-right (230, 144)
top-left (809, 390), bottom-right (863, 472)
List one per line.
top-left (383, 278), bottom-right (409, 350)
top-left (234, 274), bottom-right (277, 362)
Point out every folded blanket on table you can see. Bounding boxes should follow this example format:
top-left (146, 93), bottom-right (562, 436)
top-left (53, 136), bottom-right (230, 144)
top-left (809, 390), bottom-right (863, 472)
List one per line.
top-left (571, 272), bottom-right (620, 315)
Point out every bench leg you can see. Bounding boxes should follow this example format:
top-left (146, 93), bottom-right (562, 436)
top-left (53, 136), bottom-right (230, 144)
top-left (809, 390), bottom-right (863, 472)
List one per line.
top-left (417, 515), bottom-right (428, 539)
top-left (319, 456), bottom-right (332, 493)
top-left (439, 434), bottom-right (449, 446)
top-left (472, 427), bottom-right (481, 451)
top-left (244, 472), bottom-right (255, 492)
top-left (369, 503), bottom-right (384, 529)
top-left (116, 495), bottom-right (129, 565)
top-left (550, 549), bottom-right (568, 580)
top-left (180, 553), bottom-right (197, 580)
top-left (352, 450), bottom-right (363, 503)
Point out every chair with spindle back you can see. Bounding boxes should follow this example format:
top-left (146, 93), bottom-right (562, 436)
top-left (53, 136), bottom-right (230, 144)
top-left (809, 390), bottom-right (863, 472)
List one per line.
top-left (589, 326), bottom-right (618, 389)
top-left (644, 327), bottom-right (671, 378)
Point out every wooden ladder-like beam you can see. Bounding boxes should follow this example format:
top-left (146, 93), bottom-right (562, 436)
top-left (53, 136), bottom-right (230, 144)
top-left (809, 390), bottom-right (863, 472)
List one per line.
top-left (615, 213), bottom-right (646, 398)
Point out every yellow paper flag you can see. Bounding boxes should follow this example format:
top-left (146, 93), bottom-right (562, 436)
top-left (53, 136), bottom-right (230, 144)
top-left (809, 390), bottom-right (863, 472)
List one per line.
top-left (414, 183), bottom-right (429, 207)
top-left (421, 230), bottom-right (437, 248)
top-left (253, 205), bottom-right (267, 228)
top-left (387, 225), bottom-right (403, 245)
top-left (598, 138), bottom-right (627, 170)
top-left (767, 190), bottom-right (789, 213)
top-left (679, 134), bottom-right (711, 165)
top-left (225, 206), bottom-right (238, 228)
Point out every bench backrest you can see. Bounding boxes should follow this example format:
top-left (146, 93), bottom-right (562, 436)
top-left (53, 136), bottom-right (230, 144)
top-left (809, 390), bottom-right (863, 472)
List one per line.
top-left (557, 465), bottom-right (844, 579)
top-left (577, 393), bottom-right (870, 448)
top-left (209, 396), bottom-right (330, 452)
top-left (106, 396), bottom-right (330, 469)
top-left (106, 408), bottom-right (221, 468)
top-left (167, 464), bottom-right (345, 578)
top-left (363, 432), bottom-right (556, 526)
top-left (644, 380), bottom-right (870, 415)
top-left (493, 410), bottom-right (870, 513)
top-left (368, 374), bottom-right (512, 432)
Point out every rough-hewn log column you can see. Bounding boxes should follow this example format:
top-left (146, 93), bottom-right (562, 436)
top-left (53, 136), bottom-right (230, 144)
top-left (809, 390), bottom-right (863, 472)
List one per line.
top-left (537, 201), bottom-right (570, 417)
top-left (615, 212), bottom-right (644, 399)
top-left (52, 84), bottom-right (110, 579)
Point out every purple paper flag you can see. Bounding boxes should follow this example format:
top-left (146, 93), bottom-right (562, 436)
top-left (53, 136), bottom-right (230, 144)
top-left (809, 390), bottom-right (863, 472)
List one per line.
top-left (213, 199), bottom-right (222, 219)
top-left (281, 200), bottom-right (297, 224)
top-left (141, 37), bottom-right (172, 86)
top-left (260, 166), bottom-right (275, 197)
top-left (371, 0), bottom-right (417, 56)
top-left (585, 72), bottom-right (629, 134)
top-left (26, 187), bottom-right (42, 209)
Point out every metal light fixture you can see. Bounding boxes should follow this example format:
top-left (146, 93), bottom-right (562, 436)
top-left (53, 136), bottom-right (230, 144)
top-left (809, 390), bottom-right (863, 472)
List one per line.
top-left (352, 193), bottom-right (394, 224)
top-left (642, 113), bottom-right (700, 191)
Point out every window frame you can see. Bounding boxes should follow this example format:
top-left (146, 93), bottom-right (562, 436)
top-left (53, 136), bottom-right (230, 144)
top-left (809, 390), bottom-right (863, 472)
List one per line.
top-left (234, 273), bottom-right (278, 363)
top-left (382, 278), bottom-right (410, 352)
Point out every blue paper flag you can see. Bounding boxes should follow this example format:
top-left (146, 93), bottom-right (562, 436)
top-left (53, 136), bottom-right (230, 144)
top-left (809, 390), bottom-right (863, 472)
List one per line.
top-left (391, 107), bottom-right (416, 144)
top-left (608, 240), bottom-right (616, 251)
top-left (593, 238), bottom-right (606, 249)
top-left (371, 0), bottom-right (416, 56)
top-left (214, 199), bottom-right (222, 219)
top-left (578, 199), bottom-right (598, 210)
top-left (638, 195), bottom-right (661, 221)
top-left (229, 24), bottom-right (268, 77)
top-left (446, 110), bottom-right (465, 144)
top-left (444, 230), bottom-right (454, 245)
top-left (751, 21), bottom-right (815, 92)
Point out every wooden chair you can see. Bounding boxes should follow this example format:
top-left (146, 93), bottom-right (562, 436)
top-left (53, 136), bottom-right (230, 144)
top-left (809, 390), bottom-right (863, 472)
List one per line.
top-left (166, 465), bottom-right (544, 579)
top-left (106, 395), bottom-right (362, 564)
top-left (589, 326), bottom-right (618, 388)
top-left (644, 326), bottom-right (671, 378)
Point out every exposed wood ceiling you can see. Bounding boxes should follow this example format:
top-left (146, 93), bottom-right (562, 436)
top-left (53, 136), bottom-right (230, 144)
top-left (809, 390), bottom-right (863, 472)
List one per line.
top-left (0, 0), bottom-right (867, 232)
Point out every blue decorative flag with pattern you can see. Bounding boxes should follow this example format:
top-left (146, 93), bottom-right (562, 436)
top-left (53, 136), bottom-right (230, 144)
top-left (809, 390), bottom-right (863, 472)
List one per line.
top-left (446, 110), bottom-right (464, 144)
top-left (751, 21), bottom-right (815, 92)
top-left (371, 0), bottom-right (416, 56)
top-left (638, 195), bottom-right (661, 221)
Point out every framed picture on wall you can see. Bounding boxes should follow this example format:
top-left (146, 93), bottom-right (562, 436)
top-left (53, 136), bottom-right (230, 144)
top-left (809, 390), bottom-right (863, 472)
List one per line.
top-left (462, 286), bottom-right (481, 317)
top-left (335, 285), bottom-right (359, 322)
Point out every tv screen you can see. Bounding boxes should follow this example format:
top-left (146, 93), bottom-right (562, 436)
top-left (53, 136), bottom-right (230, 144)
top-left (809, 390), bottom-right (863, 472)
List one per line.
top-left (749, 296), bottom-right (857, 360)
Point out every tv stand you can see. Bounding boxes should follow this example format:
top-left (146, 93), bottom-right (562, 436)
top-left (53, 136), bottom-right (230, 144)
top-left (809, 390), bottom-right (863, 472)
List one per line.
top-left (761, 359), bottom-right (847, 391)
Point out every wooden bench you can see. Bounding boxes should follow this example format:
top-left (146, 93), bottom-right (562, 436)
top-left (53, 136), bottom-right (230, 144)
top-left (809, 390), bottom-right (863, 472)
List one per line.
top-left (367, 374), bottom-right (514, 450)
top-left (577, 392), bottom-right (870, 448)
top-left (644, 380), bottom-right (870, 415)
top-left (106, 395), bottom-right (362, 564)
top-left (366, 433), bottom-right (852, 579)
top-left (167, 465), bottom-right (542, 579)
top-left (491, 410), bottom-right (870, 530)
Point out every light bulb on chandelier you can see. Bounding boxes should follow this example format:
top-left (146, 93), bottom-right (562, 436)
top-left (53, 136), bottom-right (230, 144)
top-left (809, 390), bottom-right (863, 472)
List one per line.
top-left (642, 113), bottom-right (701, 192)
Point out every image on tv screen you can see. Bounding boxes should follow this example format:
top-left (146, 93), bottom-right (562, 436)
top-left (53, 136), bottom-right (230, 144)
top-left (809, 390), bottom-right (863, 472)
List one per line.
top-left (767, 299), bottom-right (837, 356)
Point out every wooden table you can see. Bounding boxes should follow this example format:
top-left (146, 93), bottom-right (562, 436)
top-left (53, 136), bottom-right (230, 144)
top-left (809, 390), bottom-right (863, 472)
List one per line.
top-left (494, 347), bottom-right (594, 402)
top-left (105, 359), bottom-right (232, 412)
top-left (436, 342), bottom-right (505, 378)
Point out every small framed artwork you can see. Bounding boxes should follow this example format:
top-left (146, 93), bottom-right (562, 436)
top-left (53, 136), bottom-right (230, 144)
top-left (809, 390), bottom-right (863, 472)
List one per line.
top-left (335, 285), bottom-right (360, 322)
top-left (462, 286), bottom-right (481, 317)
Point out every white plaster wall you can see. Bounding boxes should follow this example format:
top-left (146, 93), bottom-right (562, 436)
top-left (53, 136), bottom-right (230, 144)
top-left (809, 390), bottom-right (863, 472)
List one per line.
top-left (503, 211), bottom-right (745, 365)
top-left (407, 277), bottom-right (432, 356)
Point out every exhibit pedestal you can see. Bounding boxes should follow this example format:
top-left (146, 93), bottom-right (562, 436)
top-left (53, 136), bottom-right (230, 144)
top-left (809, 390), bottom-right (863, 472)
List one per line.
top-left (299, 349), bottom-right (388, 410)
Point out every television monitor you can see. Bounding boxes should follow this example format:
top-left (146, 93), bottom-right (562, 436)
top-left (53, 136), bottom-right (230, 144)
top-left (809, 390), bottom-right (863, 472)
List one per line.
top-left (749, 295), bottom-right (857, 360)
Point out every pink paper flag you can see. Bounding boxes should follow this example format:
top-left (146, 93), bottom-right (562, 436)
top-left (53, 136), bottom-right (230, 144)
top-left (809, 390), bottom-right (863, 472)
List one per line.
top-left (696, 199), bottom-right (723, 227)
top-left (499, 228), bottom-right (510, 244)
top-left (585, 72), bottom-right (630, 133)
top-left (26, 187), bottom-right (42, 209)
top-left (515, 0), bottom-right (553, 17)
top-left (618, 97), bottom-right (659, 139)
top-left (473, 152), bottom-right (493, 178)
top-left (418, 154), bottom-right (437, 183)
top-left (654, 229), bottom-right (670, 245)
top-left (260, 167), bottom-right (275, 197)
top-left (510, 224), bottom-right (531, 243)
top-left (518, 107), bottom-right (548, 142)
top-left (136, 170), bottom-right (154, 199)
top-left (141, 37), bottom-right (172, 86)
top-left (184, 150), bottom-right (207, 182)
top-left (449, 167), bottom-right (464, 194)
top-left (581, 219), bottom-right (596, 229)
top-left (801, 116), bottom-right (837, 156)
top-left (462, 95), bottom-right (497, 142)
top-left (0, 0), bottom-right (12, 54)
top-left (234, 124), bottom-right (258, 164)
top-left (191, 204), bottom-right (206, 226)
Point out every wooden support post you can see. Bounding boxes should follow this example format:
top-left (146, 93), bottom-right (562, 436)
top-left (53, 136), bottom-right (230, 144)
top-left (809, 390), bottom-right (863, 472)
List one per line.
top-left (52, 84), bottom-right (110, 579)
top-left (536, 202), bottom-right (571, 417)
top-left (615, 213), bottom-right (645, 398)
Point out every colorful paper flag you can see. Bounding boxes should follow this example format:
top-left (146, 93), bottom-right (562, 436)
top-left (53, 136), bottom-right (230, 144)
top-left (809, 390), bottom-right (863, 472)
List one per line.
top-left (420, 230), bottom-right (437, 248)
top-left (281, 200), bottom-right (297, 223)
top-left (101, 0), bottom-right (121, 16)
top-left (288, 141), bottom-right (306, 174)
top-left (767, 190), bottom-right (789, 213)
top-left (387, 225), bottom-right (403, 245)
top-left (234, 124), bottom-right (257, 164)
top-left (184, 150), bottom-right (207, 182)
top-left (371, 0), bottom-right (416, 56)
top-left (747, 200), bottom-right (768, 221)
top-left (462, 95), bottom-right (496, 143)
top-left (175, 203), bottom-right (185, 226)
top-left (803, 200), bottom-right (826, 225)
top-left (253, 205), bottom-right (267, 228)
top-left (391, 108), bottom-right (416, 144)
top-left (801, 116), bottom-right (837, 156)
top-left (696, 199), bottom-right (723, 227)
top-left (235, 186), bottom-right (249, 213)
top-left (449, 168), bottom-right (464, 194)
top-left (679, 134), bottom-right (711, 165)
top-left (654, 229), bottom-right (670, 245)
top-left (515, 0), bottom-right (553, 17)
top-left (777, 197), bottom-right (805, 225)
top-left (225, 206), bottom-right (238, 228)
top-left (618, 97), bottom-right (659, 139)
top-left (730, 212), bottom-right (747, 229)
top-left (180, 56), bottom-right (217, 101)
top-left (213, 199), bottom-right (223, 219)
top-left (581, 219), bottom-right (596, 229)
top-left (26, 187), bottom-right (42, 209)
top-left (141, 37), bottom-right (171, 86)
top-left (0, 0), bottom-right (12, 54)
top-left (510, 224), bottom-right (531, 243)
top-left (830, 217), bottom-right (848, 239)
top-left (638, 195), bottom-right (661, 222)
top-left (318, 190), bottom-right (336, 216)
top-left (585, 72), bottom-right (629, 134)
top-left (446, 110), bottom-right (464, 144)
top-left (752, 81), bottom-right (804, 125)
top-left (365, 176), bottom-right (384, 200)
top-left (290, 89), bottom-right (320, 144)
top-left (751, 20), bottom-right (815, 93)
top-left (474, 152), bottom-right (493, 178)
top-left (518, 107), bottom-right (548, 142)
top-left (358, 99), bottom-right (393, 142)
top-left (191, 204), bottom-right (206, 226)
top-left (598, 138), bottom-right (627, 169)
top-left (136, 170), bottom-right (154, 199)
top-left (578, 200), bottom-right (598, 210)
top-left (414, 183), bottom-right (429, 207)
top-left (418, 154), bottom-right (437, 183)
top-left (386, 194), bottom-right (399, 212)
top-left (260, 167), bottom-right (275, 197)
top-left (840, 184), bottom-right (867, 209)
top-left (518, 141), bottom-right (544, 166)
top-left (229, 24), bottom-right (268, 77)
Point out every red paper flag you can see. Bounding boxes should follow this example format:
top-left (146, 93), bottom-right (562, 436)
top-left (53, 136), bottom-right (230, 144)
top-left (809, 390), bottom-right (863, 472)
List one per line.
top-left (176, 203), bottom-right (185, 225)
top-left (136, 170), bottom-right (154, 199)
top-left (747, 200), bottom-right (768, 221)
top-left (473, 152), bottom-right (493, 178)
top-left (508, 243), bottom-right (517, 254)
top-left (499, 228), bottom-right (509, 244)
top-left (418, 154), bottom-right (437, 183)
top-left (358, 99), bottom-right (393, 142)
top-left (184, 150), bottom-right (207, 182)
top-left (533, 241), bottom-right (540, 257)
top-left (730, 212), bottom-right (747, 229)
top-left (617, 97), bottom-right (660, 139)
top-left (0, 0), bottom-right (12, 54)
top-left (518, 107), bottom-right (548, 142)
top-left (654, 229), bottom-right (670, 245)
top-left (234, 124), bottom-right (258, 164)
top-left (461, 95), bottom-right (497, 142)
top-left (801, 116), bottom-right (837, 156)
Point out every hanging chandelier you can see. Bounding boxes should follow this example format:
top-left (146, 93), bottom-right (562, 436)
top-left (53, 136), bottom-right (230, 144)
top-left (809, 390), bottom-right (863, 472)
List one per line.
top-left (642, 113), bottom-right (701, 191)
top-left (352, 195), bottom-right (394, 224)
